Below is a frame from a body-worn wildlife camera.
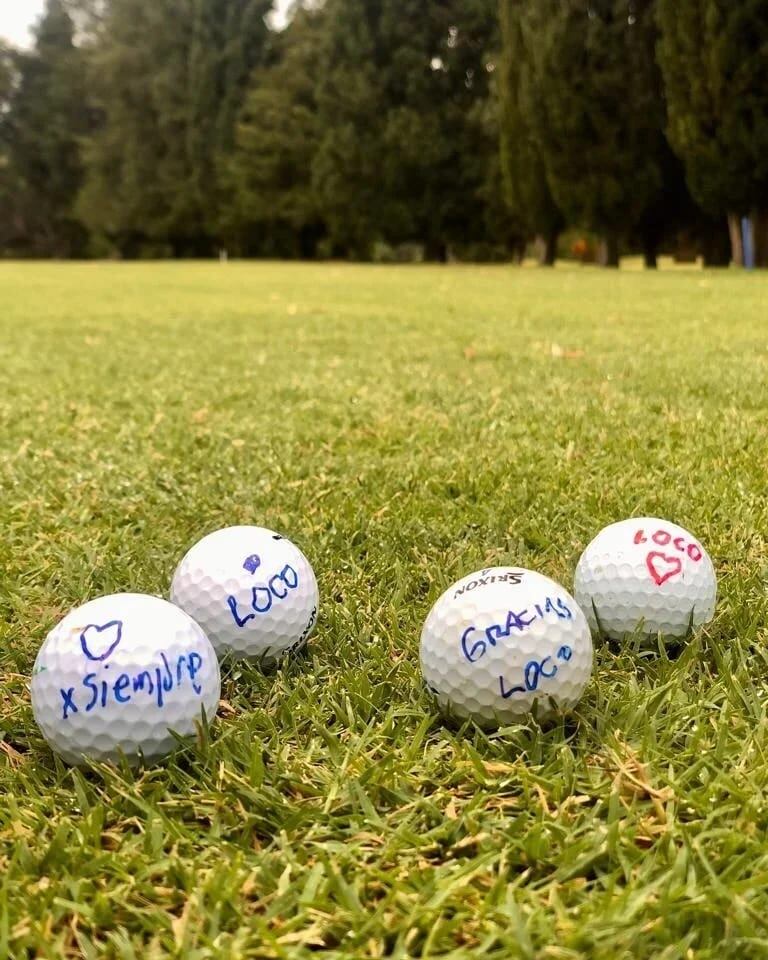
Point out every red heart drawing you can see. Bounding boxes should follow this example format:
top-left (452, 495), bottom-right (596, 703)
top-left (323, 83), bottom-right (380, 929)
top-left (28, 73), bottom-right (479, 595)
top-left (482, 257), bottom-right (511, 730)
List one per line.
top-left (646, 552), bottom-right (682, 586)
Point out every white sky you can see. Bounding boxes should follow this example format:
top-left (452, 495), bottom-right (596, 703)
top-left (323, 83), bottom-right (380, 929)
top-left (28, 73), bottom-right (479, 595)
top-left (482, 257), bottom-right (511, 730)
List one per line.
top-left (0, 0), bottom-right (293, 48)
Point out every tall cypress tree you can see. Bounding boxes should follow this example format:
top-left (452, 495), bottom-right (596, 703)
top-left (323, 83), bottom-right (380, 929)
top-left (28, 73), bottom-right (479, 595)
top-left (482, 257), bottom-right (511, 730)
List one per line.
top-left (0, 1), bottom-right (89, 256)
top-left (223, 7), bottom-right (326, 257)
top-left (498, 0), bottom-right (563, 265)
top-left (519, 0), bottom-right (672, 266)
top-left (657, 0), bottom-right (768, 264)
top-left (79, 0), bottom-right (272, 256)
top-left (314, 0), bottom-right (508, 260)
top-left (0, 43), bottom-right (18, 254)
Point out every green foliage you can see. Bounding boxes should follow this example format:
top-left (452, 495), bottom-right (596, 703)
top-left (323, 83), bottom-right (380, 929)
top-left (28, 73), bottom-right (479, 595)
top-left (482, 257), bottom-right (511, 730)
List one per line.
top-left (0, 41), bottom-right (13, 102)
top-left (78, 0), bottom-right (272, 256)
top-left (498, 0), bottom-right (563, 254)
top-left (1, 0), bottom-right (766, 262)
top-left (657, 0), bottom-right (768, 218)
top-left (313, 0), bottom-right (512, 259)
top-left (518, 0), bottom-right (672, 258)
top-left (2, 262), bottom-right (768, 954)
top-left (0, 1), bottom-right (89, 256)
top-left (223, 8), bottom-right (326, 258)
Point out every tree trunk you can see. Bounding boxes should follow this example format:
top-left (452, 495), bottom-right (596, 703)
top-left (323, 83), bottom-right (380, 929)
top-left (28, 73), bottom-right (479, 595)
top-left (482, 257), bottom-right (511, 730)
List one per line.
top-left (753, 210), bottom-right (768, 268)
top-left (643, 237), bottom-right (658, 269)
top-left (424, 239), bottom-right (448, 263)
top-left (727, 213), bottom-right (744, 267)
top-left (598, 235), bottom-right (619, 267)
top-left (535, 229), bottom-right (557, 266)
top-left (699, 217), bottom-right (731, 266)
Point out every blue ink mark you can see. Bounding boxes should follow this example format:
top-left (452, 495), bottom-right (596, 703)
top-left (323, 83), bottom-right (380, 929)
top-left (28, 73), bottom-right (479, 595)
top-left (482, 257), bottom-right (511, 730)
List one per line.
top-left (251, 586), bottom-right (273, 613)
top-left (133, 671), bottom-right (152, 693)
top-left (557, 598), bottom-right (573, 619)
top-left (114, 674), bottom-right (131, 702)
top-left (461, 626), bottom-right (486, 664)
top-left (540, 656), bottom-right (556, 679)
top-left (83, 673), bottom-right (98, 711)
top-left (60, 687), bottom-right (77, 719)
top-left (243, 554), bottom-right (261, 574)
top-left (227, 564), bottom-right (301, 629)
top-left (499, 675), bottom-right (526, 698)
top-left (59, 648), bottom-right (207, 721)
top-left (461, 596), bottom-right (574, 664)
top-left (186, 652), bottom-right (203, 694)
top-left (498, 645), bottom-right (574, 700)
top-left (228, 595), bottom-right (255, 628)
top-left (80, 620), bottom-right (123, 662)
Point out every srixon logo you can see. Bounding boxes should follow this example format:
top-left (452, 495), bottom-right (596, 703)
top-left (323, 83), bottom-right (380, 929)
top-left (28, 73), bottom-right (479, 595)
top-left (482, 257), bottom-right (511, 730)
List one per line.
top-left (453, 570), bottom-right (524, 600)
top-left (227, 561), bottom-right (301, 627)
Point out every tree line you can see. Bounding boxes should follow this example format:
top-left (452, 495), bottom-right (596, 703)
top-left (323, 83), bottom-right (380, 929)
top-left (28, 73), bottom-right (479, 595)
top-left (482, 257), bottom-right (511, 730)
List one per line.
top-left (0, 0), bottom-right (766, 265)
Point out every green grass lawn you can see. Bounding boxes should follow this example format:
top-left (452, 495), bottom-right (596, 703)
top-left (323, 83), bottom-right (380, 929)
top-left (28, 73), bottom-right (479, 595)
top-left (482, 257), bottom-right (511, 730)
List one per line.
top-left (2, 261), bottom-right (768, 959)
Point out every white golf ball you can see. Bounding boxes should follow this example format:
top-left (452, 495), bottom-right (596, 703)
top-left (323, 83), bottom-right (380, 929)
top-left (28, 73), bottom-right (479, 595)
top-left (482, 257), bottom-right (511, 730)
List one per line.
top-left (420, 567), bottom-right (593, 725)
top-left (31, 593), bottom-right (221, 766)
top-left (574, 517), bottom-right (717, 640)
top-left (170, 525), bottom-right (319, 661)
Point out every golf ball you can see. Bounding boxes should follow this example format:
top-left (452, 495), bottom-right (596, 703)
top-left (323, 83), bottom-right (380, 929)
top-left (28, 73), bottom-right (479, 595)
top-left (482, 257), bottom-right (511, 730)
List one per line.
top-left (574, 518), bottom-right (717, 639)
top-left (170, 525), bottom-right (319, 661)
top-left (31, 593), bottom-right (221, 766)
top-left (420, 567), bottom-right (593, 725)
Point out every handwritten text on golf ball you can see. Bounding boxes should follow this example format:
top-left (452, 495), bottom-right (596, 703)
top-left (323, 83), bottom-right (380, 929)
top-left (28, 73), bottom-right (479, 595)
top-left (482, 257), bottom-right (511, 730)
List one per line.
top-left (634, 527), bottom-right (703, 587)
top-left (461, 595), bottom-right (573, 663)
top-left (227, 563), bottom-right (301, 627)
top-left (633, 527), bottom-right (703, 561)
top-left (57, 620), bottom-right (206, 720)
top-left (499, 645), bottom-right (573, 699)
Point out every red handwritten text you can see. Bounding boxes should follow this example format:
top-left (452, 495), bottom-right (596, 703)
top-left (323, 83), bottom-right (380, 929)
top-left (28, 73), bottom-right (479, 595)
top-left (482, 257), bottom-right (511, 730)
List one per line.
top-left (634, 526), bottom-right (703, 586)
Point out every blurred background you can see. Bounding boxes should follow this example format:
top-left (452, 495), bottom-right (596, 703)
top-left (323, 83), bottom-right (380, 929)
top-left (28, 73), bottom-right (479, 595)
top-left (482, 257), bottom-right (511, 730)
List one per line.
top-left (0, 0), bottom-right (765, 267)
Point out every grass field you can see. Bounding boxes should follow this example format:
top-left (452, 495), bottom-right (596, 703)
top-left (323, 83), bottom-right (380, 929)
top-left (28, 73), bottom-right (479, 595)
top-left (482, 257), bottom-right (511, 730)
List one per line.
top-left (2, 262), bottom-right (768, 959)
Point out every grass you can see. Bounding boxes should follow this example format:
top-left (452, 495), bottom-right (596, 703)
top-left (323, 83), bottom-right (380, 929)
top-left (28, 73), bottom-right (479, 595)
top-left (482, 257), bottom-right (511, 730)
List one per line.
top-left (1, 261), bottom-right (768, 959)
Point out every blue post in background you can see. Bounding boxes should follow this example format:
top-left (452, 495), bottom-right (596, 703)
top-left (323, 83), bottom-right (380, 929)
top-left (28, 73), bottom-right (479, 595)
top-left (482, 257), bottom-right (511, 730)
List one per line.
top-left (742, 216), bottom-right (755, 270)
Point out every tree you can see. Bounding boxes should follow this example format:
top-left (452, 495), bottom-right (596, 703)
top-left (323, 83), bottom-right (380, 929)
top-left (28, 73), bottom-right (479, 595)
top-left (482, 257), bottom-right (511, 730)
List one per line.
top-left (657, 0), bottom-right (768, 266)
top-left (519, 0), bottom-right (674, 267)
top-left (0, 1), bottom-right (90, 256)
top-left (0, 43), bottom-right (12, 103)
top-left (313, 0), bottom-right (511, 260)
top-left (498, 0), bottom-right (563, 265)
top-left (0, 43), bottom-right (19, 254)
top-left (78, 0), bottom-right (273, 256)
top-left (223, 7), bottom-right (326, 257)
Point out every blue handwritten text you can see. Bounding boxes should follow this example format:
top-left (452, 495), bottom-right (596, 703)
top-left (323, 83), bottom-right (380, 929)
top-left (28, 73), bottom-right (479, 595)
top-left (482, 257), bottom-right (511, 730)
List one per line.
top-left (461, 595), bottom-right (573, 663)
top-left (228, 563), bottom-right (300, 627)
top-left (499, 645), bottom-right (573, 699)
top-left (59, 650), bottom-right (204, 720)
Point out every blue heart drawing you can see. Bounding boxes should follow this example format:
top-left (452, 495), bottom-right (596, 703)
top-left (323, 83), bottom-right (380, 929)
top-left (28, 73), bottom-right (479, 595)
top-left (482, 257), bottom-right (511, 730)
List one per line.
top-left (80, 620), bottom-right (123, 662)
top-left (242, 554), bottom-right (261, 575)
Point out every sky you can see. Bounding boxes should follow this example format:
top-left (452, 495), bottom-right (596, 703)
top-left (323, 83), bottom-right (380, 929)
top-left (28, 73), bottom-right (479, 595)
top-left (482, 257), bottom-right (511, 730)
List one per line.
top-left (0, 0), bottom-right (292, 47)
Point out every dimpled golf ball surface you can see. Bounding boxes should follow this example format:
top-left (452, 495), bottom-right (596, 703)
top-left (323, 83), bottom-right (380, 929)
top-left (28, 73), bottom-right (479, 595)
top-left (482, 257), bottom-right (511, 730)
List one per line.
top-left (31, 593), bottom-right (221, 766)
top-left (574, 518), bottom-right (717, 640)
top-left (170, 525), bottom-right (319, 660)
top-left (420, 567), bottom-right (593, 725)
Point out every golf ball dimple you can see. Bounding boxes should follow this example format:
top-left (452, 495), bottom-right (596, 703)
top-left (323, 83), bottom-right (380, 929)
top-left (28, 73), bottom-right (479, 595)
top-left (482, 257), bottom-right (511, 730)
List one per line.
top-left (420, 567), bottom-right (593, 725)
top-left (170, 525), bottom-right (319, 661)
top-left (31, 593), bottom-right (221, 766)
top-left (574, 517), bottom-right (717, 640)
